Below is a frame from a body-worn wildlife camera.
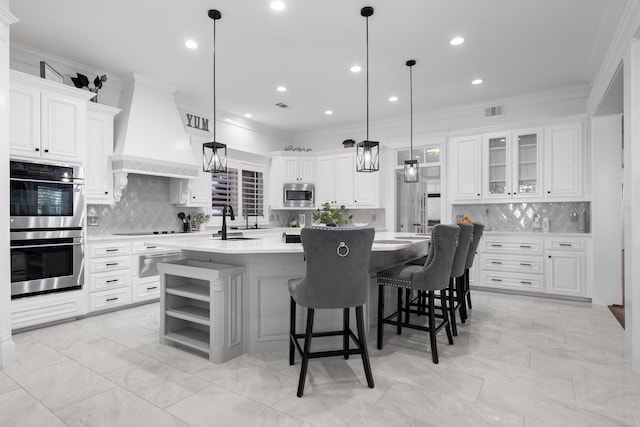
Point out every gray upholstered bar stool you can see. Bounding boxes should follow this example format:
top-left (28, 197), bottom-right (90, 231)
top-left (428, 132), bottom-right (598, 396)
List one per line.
top-left (447, 222), bottom-right (474, 335)
top-left (462, 222), bottom-right (485, 316)
top-left (289, 226), bottom-right (375, 397)
top-left (376, 224), bottom-right (460, 364)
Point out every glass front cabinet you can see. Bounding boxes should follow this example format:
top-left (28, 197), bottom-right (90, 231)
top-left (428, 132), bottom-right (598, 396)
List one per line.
top-left (483, 128), bottom-right (542, 200)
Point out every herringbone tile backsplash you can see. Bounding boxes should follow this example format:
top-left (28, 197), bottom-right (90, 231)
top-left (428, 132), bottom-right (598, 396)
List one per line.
top-left (453, 202), bottom-right (590, 233)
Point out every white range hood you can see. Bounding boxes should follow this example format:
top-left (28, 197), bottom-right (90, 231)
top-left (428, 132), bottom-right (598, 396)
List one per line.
top-left (111, 72), bottom-right (199, 200)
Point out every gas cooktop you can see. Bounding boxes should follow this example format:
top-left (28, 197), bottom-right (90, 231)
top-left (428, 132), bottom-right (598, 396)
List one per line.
top-left (112, 231), bottom-right (177, 236)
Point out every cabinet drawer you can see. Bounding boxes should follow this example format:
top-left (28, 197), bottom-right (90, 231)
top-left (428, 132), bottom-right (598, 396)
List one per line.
top-left (132, 242), bottom-right (175, 254)
top-left (480, 254), bottom-right (543, 274)
top-left (89, 242), bottom-right (131, 258)
top-left (482, 239), bottom-right (542, 254)
top-left (134, 277), bottom-right (161, 301)
top-left (89, 256), bottom-right (130, 273)
top-left (89, 288), bottom-right (131, 312)
top-left (480, 271), bottom-right (543, 292)
top-left (546, 240), bottom-right (585, 251)
top-left (89, 271), bottom-right (130, 292)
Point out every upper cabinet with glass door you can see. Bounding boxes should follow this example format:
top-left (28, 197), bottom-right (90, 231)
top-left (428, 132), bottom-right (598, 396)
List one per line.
top-left (482, 128), bottom-right (542, 200)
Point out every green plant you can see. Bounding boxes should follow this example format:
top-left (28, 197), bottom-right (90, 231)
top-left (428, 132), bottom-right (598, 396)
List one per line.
top-left (313, 203), bottom-right (353, 226)
top-left (193, 211), bottom-right (211, 225)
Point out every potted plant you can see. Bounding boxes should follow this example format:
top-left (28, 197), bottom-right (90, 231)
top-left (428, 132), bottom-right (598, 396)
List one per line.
top-left (193, 211), bottom-right (211, 231)
top-left (313, 203), bottom-right (353, 226)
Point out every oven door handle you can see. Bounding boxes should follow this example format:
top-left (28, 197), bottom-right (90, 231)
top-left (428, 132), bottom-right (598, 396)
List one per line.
top-left (10, 242), bottom-right (84, 250)
top-left (10, 177), bottom-right (84, 185)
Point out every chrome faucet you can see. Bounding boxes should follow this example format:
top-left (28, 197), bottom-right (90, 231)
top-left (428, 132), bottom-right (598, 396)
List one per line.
top-left (221, 205), bottom-right (235, 240)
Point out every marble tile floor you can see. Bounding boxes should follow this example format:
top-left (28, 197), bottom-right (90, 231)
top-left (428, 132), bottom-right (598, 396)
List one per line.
top-left (1, 291), bottom-right (639, 427)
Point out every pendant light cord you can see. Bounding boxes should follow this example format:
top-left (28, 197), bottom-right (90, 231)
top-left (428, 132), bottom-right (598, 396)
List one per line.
top-left (409, 63), bottom-right (413, 157)
top-left (365, 15), bottom-right (369, 141)
top-left (213, 17), bottom-right (217, 142)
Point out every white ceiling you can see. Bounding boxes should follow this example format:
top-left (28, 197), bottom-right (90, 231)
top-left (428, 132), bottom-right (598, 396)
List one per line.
top-left (9, 0), bottom-right (622, 134)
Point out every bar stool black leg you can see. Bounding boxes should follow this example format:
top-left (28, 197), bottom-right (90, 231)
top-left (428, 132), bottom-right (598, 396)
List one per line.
top-left (377, 285), bottom-right (384, 350)
top-left (356, 305), bottom-right (374, 388)
top-left (297, 308), bottom-right (315, 397)
top-left (443, 291), bottom-right (454, 345)
top-left (405, 288), bottom-right (411, 324)
top-left (428, 291), bottom-right (438, 364)
top-left (448, 278), bottom-right (458, 336)
top-left (289, 297), bottom-right (296, 365)
top-left (343, 308), bottom-right (350, 360)
top-left (397, 287), bottom-right (403, 336)
top-left (465, 269), bottom-right (473, 309)
top-left (457, 276), bottom-right (468, 323)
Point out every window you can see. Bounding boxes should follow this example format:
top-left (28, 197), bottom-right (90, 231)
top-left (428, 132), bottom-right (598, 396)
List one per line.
top-left (211, 167), bottom-right (238, 216)
top-left (242, 169), bottom-right (264, 216)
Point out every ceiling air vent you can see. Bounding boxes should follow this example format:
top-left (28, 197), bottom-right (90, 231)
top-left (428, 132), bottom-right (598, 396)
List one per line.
top-left (275, 102), bottom-right (289, 109)
top-left (484, 105), bottom-right (504, 118)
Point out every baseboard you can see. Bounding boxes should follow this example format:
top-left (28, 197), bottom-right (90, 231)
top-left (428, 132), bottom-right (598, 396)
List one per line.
top-left (0, 335), bottom-right (16, 368)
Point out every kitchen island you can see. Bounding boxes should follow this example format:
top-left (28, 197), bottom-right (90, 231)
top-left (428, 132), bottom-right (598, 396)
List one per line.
top-left (152, 230), bottom-right (429, 360)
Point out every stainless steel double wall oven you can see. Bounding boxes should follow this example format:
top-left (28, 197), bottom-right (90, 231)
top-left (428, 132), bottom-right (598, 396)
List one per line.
top-left (9, 160), bottom-right (85, 298)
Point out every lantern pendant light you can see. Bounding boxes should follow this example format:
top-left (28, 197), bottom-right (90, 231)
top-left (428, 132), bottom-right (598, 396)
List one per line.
top-left (404, 59), bottom-right (419, 183)
top-left (356, 6), bottom-right (379, 173)
top-left (203, 9), bottom-right (227, 173)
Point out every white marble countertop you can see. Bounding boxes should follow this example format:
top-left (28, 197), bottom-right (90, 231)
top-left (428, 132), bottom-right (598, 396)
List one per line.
top-left (142, 230), bottom-right (430, 255)
top-left (483, 230), bottom-right (591, 237)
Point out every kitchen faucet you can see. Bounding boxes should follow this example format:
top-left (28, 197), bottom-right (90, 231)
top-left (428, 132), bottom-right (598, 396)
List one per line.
top-left (221, 205), bottom-right (235, 240)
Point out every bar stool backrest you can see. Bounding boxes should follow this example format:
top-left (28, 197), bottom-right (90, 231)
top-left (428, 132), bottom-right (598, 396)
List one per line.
top-left (293, 226), bottom-right (375, 309)
top-left (413, 224), bottom-right (460, 291)
top-left (450, 223), bottom-right (474, 278)
top-left (464, 222), bottom-right (485, 269)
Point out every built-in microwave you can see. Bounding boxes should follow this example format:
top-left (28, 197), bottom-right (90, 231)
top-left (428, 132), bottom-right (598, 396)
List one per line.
top-left (283, 183), bottom-right (315, 208)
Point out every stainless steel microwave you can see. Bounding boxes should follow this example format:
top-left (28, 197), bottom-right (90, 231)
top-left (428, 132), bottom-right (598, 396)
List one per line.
top-left (283, 183), bottom-right (315, 208)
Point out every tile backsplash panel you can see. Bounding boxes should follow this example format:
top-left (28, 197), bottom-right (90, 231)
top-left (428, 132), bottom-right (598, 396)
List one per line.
top-left (87, 174), bottom-right (202, 235)
top-left (270, 208), bottom-right (386, 230)
top-left (452, 202), bottom-right (590, 233)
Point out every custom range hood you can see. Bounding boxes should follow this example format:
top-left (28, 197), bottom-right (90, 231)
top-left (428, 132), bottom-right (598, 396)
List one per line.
top-left (111, 72), bottom-right (199, 201)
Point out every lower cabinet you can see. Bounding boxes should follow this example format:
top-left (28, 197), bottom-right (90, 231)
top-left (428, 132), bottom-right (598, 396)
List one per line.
top-left (87, 241), bottom-right (132, 313)
top-left (11, 290), bottom-right (87, 331)
top-left (159, 259), bottom-right (245, 363)
top-left (476, 233), bottom-right (590, 298)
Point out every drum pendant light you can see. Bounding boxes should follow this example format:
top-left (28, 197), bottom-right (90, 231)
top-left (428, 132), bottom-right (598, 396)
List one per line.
top-left (404, 59), bottom-right (419, 183)
top-left (203, 9), bottom-right (227, 173)
top-left (356, 6), bottom-right (379, 173)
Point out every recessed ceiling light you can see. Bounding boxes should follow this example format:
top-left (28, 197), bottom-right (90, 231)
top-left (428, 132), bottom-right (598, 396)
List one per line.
top-left (472, 78), bottom-right (484, 85)
top-left (389, 96), bottom-right (398, 102)
top-left (325, 110), bottom-right (333, 115)
top-left (277, 86), bottom-right (287, 92)
top-left (244, 113), bottom-right (253, 118)
top-left (350, 65), bottom-right (362, 73)
top-left (271, 1), bottom-right (286, 11)
top-left (450, 36), bottom-right (465, 46)
top-left (185, 40), bottom-right (198, 49)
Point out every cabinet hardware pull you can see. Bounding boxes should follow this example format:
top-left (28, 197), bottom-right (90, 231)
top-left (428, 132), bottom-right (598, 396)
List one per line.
top-left (520, 281), bottom-right (532, 285)
top-left (106, 279), bottom-right (119, 283)
top-left (105, 191), bottom-right (109, 195)
top-left (44, 149), bottom-right (49, 153)
top-left (520, 245), bottom-right (532, 248)
top-left (146, 286), bottom-right (158, 290)
top-left (559, 243), bottom-right (572, 247)
top-left (491, 278), bottom-right (502, 282)
top-left (106, 249), bottom-right (119, 252)
top-left (35, 148), bottom-right (40, 152)
top-left (106, 297), bottom-right (119, 302)
top-left (491, 244), bottom-right (502, 247)
top-left (491, 261), bottom-right (502, 265)
top-left (520, 263), bottom-right (532, 266)
top-left (106, 262), bottom-right (119, 266)
top-left (146, 246), bottom-right (157, 249)
top-left (547, 191), bottom-right (551, 194)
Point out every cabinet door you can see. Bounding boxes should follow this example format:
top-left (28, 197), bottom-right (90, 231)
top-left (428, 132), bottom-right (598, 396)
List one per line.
top-left (10, 84), bottom-right (40, 158)
top-left (483, 132), bottom-right (512, 199)
top-left (544, 123), bottom-right (584, 199)
top-left (283, 158), bottom-right (299, 182)
top-left (41, 91), bottom-right (85, 162)
top-left (315, 156), bottom-right (335, 205)
top-left (333, 153), bottom-right (354, 206)
top-left (269, 157), bottom-right (285, 207)
top-left (86, 110), bottom-right (114, 203)
top-left (546, 252), bottom-right (584, 296)
top-left (449, 135), bottom-right (482, 201)
top-left (298, 158), bottom-right (315, 182)
top-left (512, 129), bottom-right (542, 199)
top-left (353, 166), bottom-right (378, 207)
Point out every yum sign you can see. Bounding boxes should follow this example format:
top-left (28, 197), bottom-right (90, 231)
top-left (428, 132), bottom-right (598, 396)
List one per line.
top-left (185, 113), bottom-right (210, 132)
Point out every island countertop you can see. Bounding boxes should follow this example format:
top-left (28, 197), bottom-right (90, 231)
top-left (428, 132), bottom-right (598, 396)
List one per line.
top-left (145, 230), bottom-right (430, 255)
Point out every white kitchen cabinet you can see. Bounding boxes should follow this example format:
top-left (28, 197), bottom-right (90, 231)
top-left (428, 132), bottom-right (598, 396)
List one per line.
top-left (448, 135), bottom-right (482, 202)
top-left (316, 152), bottom-right (355, 206)
top-left (544, 122), bottom-right (586, 200)
top-left (10, 71), bottom-right (93, 163)
top-left (283, 156), bottom-right (315, 182)
top-left (87, 241), bottom-right (132, 313)
top-left (269, 154), bottom-right (315, 207)
top-left (483, 128), bottom-right (542, 200)
top-left (86, 103), bottom-right (120, 204)
top-left (170, 135), bottom-right (212, 207)
top-left (353, 166), bottom-right (380, 207)
top-left (11, 290), bottom-right (87, 331)
top-left (545, 237), bottom-right (587, 297)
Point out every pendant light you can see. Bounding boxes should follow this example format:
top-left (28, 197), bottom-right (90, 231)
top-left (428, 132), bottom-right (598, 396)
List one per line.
top-left (203, 9), bottom-right (227, 173)
top-left (404, 59), bottom-right (419, 183)
top-left (356, 6), bottom-right (379, 173)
